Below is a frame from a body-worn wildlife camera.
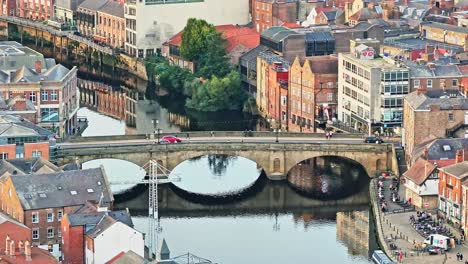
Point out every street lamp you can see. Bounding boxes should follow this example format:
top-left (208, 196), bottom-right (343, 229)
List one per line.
top-left (152, 119), bottom-right (161, 144)
top-left (268, 118), bottom-right (279, 143)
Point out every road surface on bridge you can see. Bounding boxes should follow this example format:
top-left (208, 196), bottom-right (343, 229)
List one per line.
top-left (57, 136), bottom-right (394, 149)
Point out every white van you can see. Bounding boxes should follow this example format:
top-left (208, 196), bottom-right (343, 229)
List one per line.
top-left (424, 234), bottom-right (451, 250)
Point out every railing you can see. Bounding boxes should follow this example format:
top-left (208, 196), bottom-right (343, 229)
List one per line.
top-left (0, 15), bottom-right (117, 55)
top-left (327, 121), bottom-right (362, 134)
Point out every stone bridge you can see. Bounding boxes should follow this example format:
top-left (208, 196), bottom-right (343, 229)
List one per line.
top-left (56, 142), bottom-right (394, 180)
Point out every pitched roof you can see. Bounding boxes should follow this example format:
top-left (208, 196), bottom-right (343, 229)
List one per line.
top-left (85, 215), bottom-right (117, 238)
top-left (403, 158), bottom-right (437, 185)
top-left (107, 250), bottom-right (147, 264)
top-left (411, 138), bottom-right (468, 165)
top-left (440, 161), bottom-right (468, 179)
top-left (6, 157), bottom-right (61, 174)
top-left (349, 8), bottom-right (381, 21)
top-left (78, 0), bottom-right (108, 11)
top-left (307, 55), bottom-right (338, 74)
top-left (0, 212), bottom-right (28, 228)
top-left (97, 0), bottom-right (124, 18)
top-left (404, 90), bottom-right (468, 111)
top-left (10, 167), bottom-right (114, 210)
top-left (166, 25), bottom-right (259, 52)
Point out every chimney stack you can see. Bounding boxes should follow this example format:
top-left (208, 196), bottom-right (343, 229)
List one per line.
top-left (5, 235), bottom-right (10, 256)
top-left (456, 149), bottom-right (464, 163)
top-left (34, 61), bottom-right (42, 74)
top-left (24, 240), bottom-right (31, 262)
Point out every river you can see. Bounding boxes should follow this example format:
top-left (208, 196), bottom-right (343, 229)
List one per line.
top-left (30, 45), bottom-right (378, 263)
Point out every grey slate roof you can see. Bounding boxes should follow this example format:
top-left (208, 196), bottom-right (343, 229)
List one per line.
top-left (10, 167), bottom-right (114, 210)
top-left (305, 31), bottom-right (334, 42)
top-left (261, 26), bottom-right (296, 42)
top-left (440, 161), bottom-right (468, 179)
top-left (258, 50), bottom-right (290, 67)
top-left (422, 22), bottom-right (468, 34)
top-left (112, 251), bottom-right (147, 264)
top-left (0, 64), bottom-right (72, 84)
top-left (239, 45), bottom-right (268, 68)
top-left (0, 114), bottom-right (53, 138)
top-left (86, 215), bottom-right (117, 238)
top-left (7, 157), bottom-right (60, 174)
top-left (405, 90), bottom-right (468, 111)
top-left (78, 0), bottom-right (108, 11)
top-left (423, 138), bottom-right (468, 162)
top-left (98, 0), bottom-right (124, 18)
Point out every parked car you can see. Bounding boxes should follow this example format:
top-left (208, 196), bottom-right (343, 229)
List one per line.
top-left (161, 135), bottom-right (182, 143)
top-left (364, 137), bottom-right (384, 144)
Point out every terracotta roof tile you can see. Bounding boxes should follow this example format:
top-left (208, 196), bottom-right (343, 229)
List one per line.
top-left (403, 158), bottom-right (437, 185)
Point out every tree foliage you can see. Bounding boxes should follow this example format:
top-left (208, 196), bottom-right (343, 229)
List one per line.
top-left (186, 71), bottom-right (246, 111)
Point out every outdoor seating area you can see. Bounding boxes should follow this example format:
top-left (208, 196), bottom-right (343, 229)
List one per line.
top-left (409, 212), bottom-right (456, 241)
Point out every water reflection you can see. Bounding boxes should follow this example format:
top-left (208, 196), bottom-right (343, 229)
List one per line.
top-left (171, 155), bottom-right (262, 196)
top-left (288, 156), bottom-right (369, 200)
top-left (77, 107), bottom-right (126, 137)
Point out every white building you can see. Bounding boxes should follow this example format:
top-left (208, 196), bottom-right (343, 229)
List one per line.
top-left (338, 44), bottom-right (410, 135)
top-left (403, 158), bottom-right (439, 209)
top-left (124, 0), bottom-right (250, 58)
top-left (85, 215), bottom-right (144, 264)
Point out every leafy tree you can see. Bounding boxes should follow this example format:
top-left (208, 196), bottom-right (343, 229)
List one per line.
top-left (186, 71), bottom-right (246, 112)
top-left (197, 32), bottom-right (231, 79)
top-left (180, 18), bottom-right (217, 61)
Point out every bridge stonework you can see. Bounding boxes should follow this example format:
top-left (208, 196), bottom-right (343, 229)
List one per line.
top-left (57, 143), bottom-right (394, 179)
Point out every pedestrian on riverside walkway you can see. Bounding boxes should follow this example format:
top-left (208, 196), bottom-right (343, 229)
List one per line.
top-left (461, 253), bottom-right (464, 261)
top-left (457, 252), bottom-right (461, 261)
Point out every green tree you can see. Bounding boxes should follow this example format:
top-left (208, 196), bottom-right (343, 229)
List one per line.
top-left (197, 32), bottom-right (231, 79)
top-left (186, 71), bottom-right (246, 111)
top-left (180, 18), bottom-right (217, 61)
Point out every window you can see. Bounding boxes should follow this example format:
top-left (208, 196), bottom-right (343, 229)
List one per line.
top-left (57, 211), bottom-right (63, 221)
top-left (41, 108), bottom-right (59, 122)
top-left (58, 229), bottom-right (62, 237)
top-left (427, 80), bottom-right (433, 88)
top-left (453, 79), bottom-right (458, 87)
top-left (327, 93), bottom-right (333, 102)
top-left (32, 229), bottom-right (39, 239)
top-left (47, 212), bottom-right (53, 222)
top-left (41, 90), bottom-right (48, 101)
top-left (449, 113), bottom-right (454, 121)
top-left (32, 151), bottom-right (42, 157)
top-left (29, 92), bottom-right (36, 102)
top-left (50, 90), bottom-right (57, 101)
top-left (414, 80), bottom-right (420, 88)
top-left (48, 244), bottom-right (53, 253)
top-left (32, 212), bottom-right (39, 223)
top-left (47, 227), bottom-right (54, 238)
top-left (0, 153), bottom-right (8, 160)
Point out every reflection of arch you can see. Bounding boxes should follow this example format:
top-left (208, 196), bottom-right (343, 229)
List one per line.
top-left (285, 155), bottom-right (368, 178)
top-left (273, 158), bottom-right (281, 173)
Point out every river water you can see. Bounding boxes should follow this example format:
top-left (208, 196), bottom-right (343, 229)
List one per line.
top-left (31, 46), bottom-right (378, 263)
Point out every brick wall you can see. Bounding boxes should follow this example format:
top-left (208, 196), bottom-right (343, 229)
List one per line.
top-left (0, 176), bottom-right (24, 223)
top-left (0, 144), bottom-right (16, 160)
top-left (61, 215), bottom-right (85, 264)
top-left (24, 142), bottom-right (50, 160)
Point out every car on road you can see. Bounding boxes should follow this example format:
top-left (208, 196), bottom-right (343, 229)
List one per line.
top-left (364, 137), bottom-right (384, 144)
top-left (161, 135), bottom-right (182, 143)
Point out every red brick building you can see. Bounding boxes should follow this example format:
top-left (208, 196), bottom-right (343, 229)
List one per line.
top-left (0, 115), bottom-right (53, 160)
top-left (0, 0), bottom-right (15, 16)
top-left (95, 0), bottom-right (125, 48)
top-left (18, 0), bottom-right (54, 20)
top-left (252, 0), bottom-right (298, 33)
top-left (0, 212), bottom-right (58, 263)
top-left (438, 160), bottom-right (468, 225)
top-left (0, 167), bottom-right (114, 259)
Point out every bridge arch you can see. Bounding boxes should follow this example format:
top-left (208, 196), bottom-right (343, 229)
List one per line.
top-left (57, 142), bottom-right (392, 181)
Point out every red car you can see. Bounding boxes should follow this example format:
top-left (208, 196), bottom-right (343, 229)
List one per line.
top-left (161, 135), bottom-right (182, 143)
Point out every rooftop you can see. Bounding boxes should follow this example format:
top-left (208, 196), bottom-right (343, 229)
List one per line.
top-left (0, 114), bottom-right (53, 139)
top-left (261, 26), bottom-right (297, 42)
top-left (422, 22), bottom-right (468, 34)
top-left (97, 0), bottom-right (124, 18)
top-left (412, 138), bottom-right (468, 166)
top-left (341, 53), bottom-right (408, 70)
top-left (107, 250), bottom-right (147, 264)
top-left (404, 90), bottom-right (468, 111)
top-left (9, 167), bottom-right (114, 210)
top-left (403, 158), bottom-right (437, 185)
top-left (440, 161), bottom-right (468, 179)
top-left (78, 0), bottom-right (108, 11)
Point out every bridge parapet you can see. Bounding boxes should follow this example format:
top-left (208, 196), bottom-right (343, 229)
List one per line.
top-left (57, 142), bottom-right (393, 180)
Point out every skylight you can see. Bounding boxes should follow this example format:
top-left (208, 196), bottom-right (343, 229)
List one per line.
top-left (70, 190), bottom-right (77, 195)
top-left (87, 189), bottom-right (94, 193)
top-left (443, 145), bottom-right (451, 151)
top-left (39, 193), bottom-right (47, 198)
top-left (24, 193), bottom-right (32, 199)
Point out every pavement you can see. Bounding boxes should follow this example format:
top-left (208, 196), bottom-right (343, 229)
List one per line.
top-left (57, 136), bottom-right (386, 149)
top-left (376, 179), bottom-right (468, 264)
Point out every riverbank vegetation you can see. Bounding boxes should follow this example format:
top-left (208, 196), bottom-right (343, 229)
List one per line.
top-left (145, 18), bottom-right (248, 112)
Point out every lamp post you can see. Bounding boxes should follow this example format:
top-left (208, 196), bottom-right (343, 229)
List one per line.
top-left (269, 118), bottom-right (279, 143)
top-left (152, 119), bottom-right (161, 144)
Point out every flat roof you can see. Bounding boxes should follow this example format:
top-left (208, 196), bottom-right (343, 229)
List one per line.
top-left (341, 53), bottom-right (409, 70)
